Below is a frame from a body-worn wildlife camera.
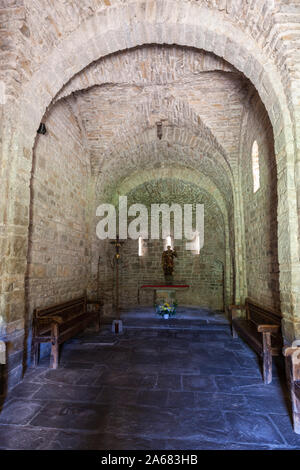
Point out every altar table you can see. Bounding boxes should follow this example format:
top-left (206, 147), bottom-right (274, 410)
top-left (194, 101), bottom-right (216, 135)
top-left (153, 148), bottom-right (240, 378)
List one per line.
top-left (140, 284), bottom-right (189, 305)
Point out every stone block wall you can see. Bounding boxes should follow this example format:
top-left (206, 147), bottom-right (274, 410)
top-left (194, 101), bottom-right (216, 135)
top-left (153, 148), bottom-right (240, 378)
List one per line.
top-left (92, 179), bottom-right (227, 314)
top-left (0, 97), bottom-right (94, 389)
top-left (2, 0), bottom-right (299, 392)
top-left (95, 237), bottom-right (225, 315)
top-left (15, 98), bottom-right (93, 373)
top-left (241, 95), bottom-right (280, 312)
top-left (120, 236), bottom-right (225, 311)
top-left (27, 100), bottom-right (91, 312)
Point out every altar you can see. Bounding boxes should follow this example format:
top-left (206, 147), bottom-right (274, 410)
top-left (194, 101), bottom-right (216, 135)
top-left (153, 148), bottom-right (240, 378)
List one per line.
top-left (140, 283), bottom-right (189, 305)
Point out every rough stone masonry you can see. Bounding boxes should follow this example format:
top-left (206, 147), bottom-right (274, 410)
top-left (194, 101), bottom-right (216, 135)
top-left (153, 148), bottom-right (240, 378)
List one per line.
top-left (0, 0), bottom-right (300, 392)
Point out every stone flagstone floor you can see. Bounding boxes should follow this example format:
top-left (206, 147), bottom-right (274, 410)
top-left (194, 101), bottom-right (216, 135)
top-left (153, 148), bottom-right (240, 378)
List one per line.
top-left (0, 308), bottom-right (300, 450)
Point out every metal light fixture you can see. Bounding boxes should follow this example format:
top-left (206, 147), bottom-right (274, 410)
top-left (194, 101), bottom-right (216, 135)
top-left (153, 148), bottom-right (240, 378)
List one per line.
top-left (156, 121), bottom-right (163, 140)
top-left (37, 123), bottom-right (46, 135)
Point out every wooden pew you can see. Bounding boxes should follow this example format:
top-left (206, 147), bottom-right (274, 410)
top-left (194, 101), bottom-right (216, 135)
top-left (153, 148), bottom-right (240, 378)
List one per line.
top-left (0, 340), bottom-right (5, 397)
top-left (283, 342), bottom-right (300, 434)
top-left (31, 295), bottom-right (102, 369)
top-left (229, 298), bottom-right (282, 384)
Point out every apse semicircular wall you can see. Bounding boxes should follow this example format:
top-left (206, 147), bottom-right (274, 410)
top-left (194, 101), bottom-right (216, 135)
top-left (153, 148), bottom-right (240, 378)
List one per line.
top-left (94, 177), bottom-right (229, 313)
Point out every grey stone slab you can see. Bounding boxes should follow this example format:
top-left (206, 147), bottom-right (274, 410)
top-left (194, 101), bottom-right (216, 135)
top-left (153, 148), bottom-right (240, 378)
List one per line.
top-left (107, 352), bottom-right (134, 364)
top-left (225, 442), bottom-right (280, 450)
top-left (10, 381), bottom-right (43, 398)
top-left (195, 392), bottom-right (247, 411)
top-left (268, 414), bottom-right (300, 448)
top-left (126, 364), bottom-right (165, 375)
top-left (224, 411), bottom-right (285, 446)
top-left (214, 375), bottom-right (285, 395)
top-left (160, 341), bottom-right (191, 352)
top-left (0, 315), bottom-right (298, 450)
top-left (189, 342), bottom-right (226, 353)
top-left (164, 439), bottom-right (229, 450)
top-left (201, 353), bottom-right (241, 370)
top-left (45, 430), bottom-right (166, 450)
top-left (60, 349), bottom-right (113, 363)
top-left (167, 391), bottom-right (196, 408)
top-left (42, 368), bottom-right (88, 385)
top-left (189, 331), bottom-right (231, 341)
top-left (132, 347), bottom-right (159, 354)
top-left (159, 355), bottom-right (194, 367)
top-left (154, 374), bottom-right (181, 390)
top-left (76, 368), bottom-right (107, 385)
top-left (132, 340), bottom-right (170, 350)
top-left (94, 371), bottom-right (157, 389)
top-left (0, 425), bottom-right (57, 450)
top-left (59, 362), bottom-right (96, 369)
top-left (22, 367), bottom-right (49, 384)
top-left (182, 375), bottom-right (217, 391)
top-left (244, 393), bottom-right (291, 415)
top-left (96, 386), bottom-right (138, 406)
top-left (137, 390), bottom-right (168, 407)
top-left (100, 405), bottom-right (177, 438)
top-left (229, 367), bottom-right (262, 378)
top-left (160, 359), bottom-right (201, 374)
top-left (40, 368), bottom-right (103, 386)
top-left (175, 409), bottom-right (230, 442)
top-left (223, 342), bottom-right (250, 352)
top-left (190, 358), bottom-right (234, 375)
top-left (32, 383), bottom-right (101, 402)
top-left (234, 354), bottom-right (261, 369)
top-left (30, 401), bottom-right (109, 431)
top-left (0, 399), bottom-right (43, 425)
top-left (129, 354), bottom-right (161, 366)
top-left (104, 405), bottom-right (229, 442)
top-left (93, 434), bottom-right (166, 451)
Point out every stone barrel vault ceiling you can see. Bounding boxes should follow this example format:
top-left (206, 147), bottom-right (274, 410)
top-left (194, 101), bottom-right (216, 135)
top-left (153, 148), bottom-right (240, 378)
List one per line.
top-left (2, 0), bottom-right (300, 122)
top-left (54, 45), bottom-right (258, 207)
top-left (2, 0), bottom-right (300, 395)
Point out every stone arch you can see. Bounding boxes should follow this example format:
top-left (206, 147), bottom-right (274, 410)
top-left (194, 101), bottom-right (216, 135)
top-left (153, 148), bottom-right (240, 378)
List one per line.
top-left (109, 166), bottom-right (232, 307)
top-left (91, 124), bottom-right (244, 301)
top-left (65, 88), bottom-right (232, 177)
top-left (113, 166), bottom-right (228, 218)
top-left (2, 0), bottom-right (299, 341)
top-left (94, 126), bottom-right (233, 203)
top-left (14, 2), bottom-right (293, 146)
top-left (53, 45), bottom-right (236, 103)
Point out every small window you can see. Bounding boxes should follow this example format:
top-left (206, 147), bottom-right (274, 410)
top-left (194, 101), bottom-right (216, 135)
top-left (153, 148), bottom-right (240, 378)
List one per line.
top-left (252, 140), bottom-right (260, 193)
top-left (165, 235), bottom-right (172, 250)
top-left (138, 236), bottom-right (143, 256)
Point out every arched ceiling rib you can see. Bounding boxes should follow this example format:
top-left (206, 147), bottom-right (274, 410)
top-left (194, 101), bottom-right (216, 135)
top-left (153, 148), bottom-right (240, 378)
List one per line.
top-left (58, 46), bottom-right (251, 172)
top-left (52, 46), bottom-right (255, 214)
top-left (51, 45), bottom-right (258, 214)
top-left (95, 139), bottom-right (233, 212)
top-left (54, 46), bottom-right (236, 102)
top-left (125, 177), bottom-right (227, 239)
top-left (113, 166), bottom-right (229, 225)
top-left (94, 124), bottom-right (232, 183)
top-left (70, 88), bottom-right (233, 171)
top-left (3, 0), bottom-right (297, 124)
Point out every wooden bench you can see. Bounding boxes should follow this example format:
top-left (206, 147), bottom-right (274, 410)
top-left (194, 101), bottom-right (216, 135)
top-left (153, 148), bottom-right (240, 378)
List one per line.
top-left (283, 342), bottom-right (300, 434)
top-left (31, 295), bottom-right (102, 369)
top-left (229, 298), bottom-right (282, 384)
top-left (0, 340), bottom-right (5, 397)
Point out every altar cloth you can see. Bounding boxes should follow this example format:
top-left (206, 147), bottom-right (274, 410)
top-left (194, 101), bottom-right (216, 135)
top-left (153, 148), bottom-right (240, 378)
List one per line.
top-left (140, 284), bottom-right (189, 289)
